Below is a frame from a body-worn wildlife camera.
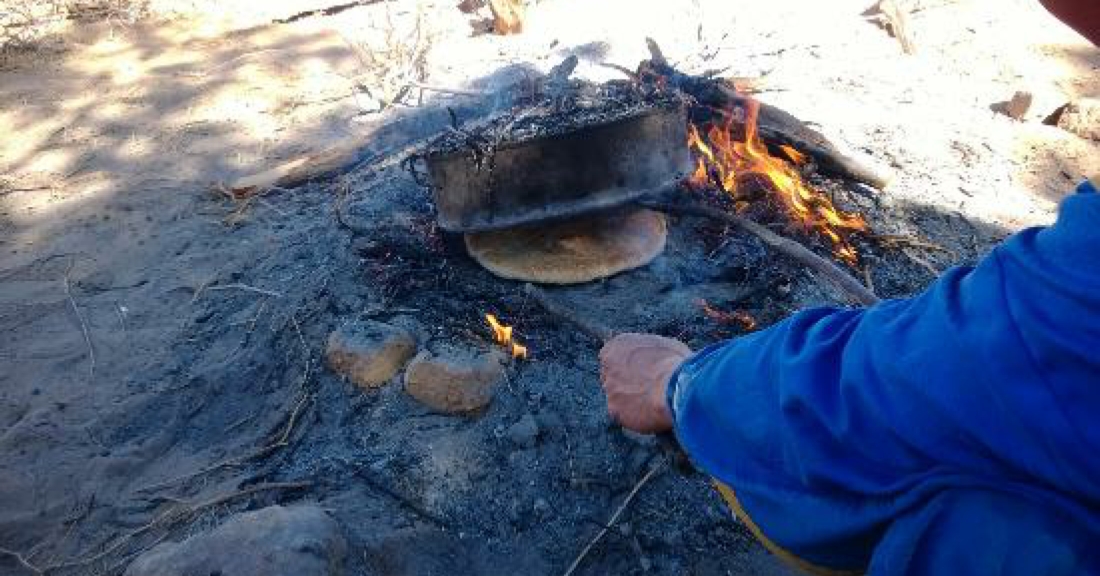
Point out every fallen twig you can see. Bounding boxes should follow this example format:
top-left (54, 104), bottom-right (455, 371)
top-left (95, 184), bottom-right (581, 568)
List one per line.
top-left (407, 82), bottom-right (488, 97)
top-left (139, 309), bottom-right (314, 494)
top-left (204, 283), bottom-right (284, 299)
top-left (562, 462), bottom-right (664, 576)
top-left (63, 259), bottom-right (95, 377)
top-left (137, 389), bottom-right (311, 494)
top-left (0, 546), bottom-right (42, 575)
top-left (901, 247), bottom-right (942, 277)
top-left (53, 481), bottom-right (310, 571)
top-left (872, 233), bottom-right (952, 254)
top-left (640, 201), bottom-right (880, 306)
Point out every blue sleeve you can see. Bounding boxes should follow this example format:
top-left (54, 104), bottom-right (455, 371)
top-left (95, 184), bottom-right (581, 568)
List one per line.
top-left (669, 180), bottom-right (1100, 572)
top-left (869, 489), bottom-right (1099, 575)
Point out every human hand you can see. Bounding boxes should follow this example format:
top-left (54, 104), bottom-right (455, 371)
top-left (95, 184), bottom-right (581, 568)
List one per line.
top-left (599, 333), bottom-right (692, 434)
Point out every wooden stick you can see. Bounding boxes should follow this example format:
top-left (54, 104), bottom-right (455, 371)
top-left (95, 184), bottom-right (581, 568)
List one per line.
top-left (562, 462), bottom-right (664, 576)
top-left (524, 284), bottom-right (614, 342)
top-left (349, 466), bottom-right (452, 529)
top-left (639, 201), bottom-right (880, 306)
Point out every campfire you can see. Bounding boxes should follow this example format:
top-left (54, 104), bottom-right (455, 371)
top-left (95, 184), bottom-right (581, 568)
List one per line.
top-left (420, 40), bottom-right (887, 308)
top-left (685, 99), bottom-right (869, 266)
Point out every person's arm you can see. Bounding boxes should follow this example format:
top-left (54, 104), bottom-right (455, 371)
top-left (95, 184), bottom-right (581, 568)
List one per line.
top-left (663, 180), bottom-right (1100, 569)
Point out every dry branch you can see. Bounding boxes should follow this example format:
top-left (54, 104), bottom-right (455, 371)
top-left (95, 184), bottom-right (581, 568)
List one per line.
top-left (864, 0), bottom-right (917, 55)
top-left (640, 201), bottom-right (880, 306)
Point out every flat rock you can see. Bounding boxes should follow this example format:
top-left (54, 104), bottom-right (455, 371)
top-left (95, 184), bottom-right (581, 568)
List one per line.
top-left (326, 320), bottom-right (417, 389)
top-left (125, 504), bottom-right (347, 576)
top-left (1052, 98), bottom-right (1100, 141)
top-left (403, 347), bottom-right (505, 414)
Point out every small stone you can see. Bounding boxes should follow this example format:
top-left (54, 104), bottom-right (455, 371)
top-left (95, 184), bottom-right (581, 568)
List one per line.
top-left (660, 528), bottom-right (683, 547)
top-left (125, 505), bottom-right (346, 576)
top-left (506, 414), bottom-right (539, 448)
top-left (351, 237), bottom-right (380, 254)
top-left (403, 347), bottom-right (505, 414)
top-left (1051, 98), bottom-right (1100, 141)
top-left (326, 320), bottom-right (417, 389)
top-left (533, 497), bottom-right (551, 517)
top-left (534, 411), bottom-right (564, 439)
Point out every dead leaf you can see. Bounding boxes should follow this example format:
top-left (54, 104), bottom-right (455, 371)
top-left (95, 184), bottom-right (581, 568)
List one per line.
top-left (456, 0), bottom-right (486, 14)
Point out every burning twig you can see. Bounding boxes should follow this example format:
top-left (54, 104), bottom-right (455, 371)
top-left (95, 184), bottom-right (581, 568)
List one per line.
top-left (562, 461), bottom-right (665, 576)
top-left (685, 98), bottom-right (869, 265)
top-left (640, 200), bottom-right (880, 306)
top-left (697, 300), bottom-right (757, 332)
top-left (640, 38), bottom-right (893, 190)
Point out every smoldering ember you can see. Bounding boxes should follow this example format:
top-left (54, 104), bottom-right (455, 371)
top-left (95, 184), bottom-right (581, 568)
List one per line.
top-left (1, 1), bottom-right (1098, 576)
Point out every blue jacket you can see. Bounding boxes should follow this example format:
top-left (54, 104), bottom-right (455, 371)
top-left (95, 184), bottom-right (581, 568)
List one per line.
top-left (668, 179), bottom-right (1100, 575)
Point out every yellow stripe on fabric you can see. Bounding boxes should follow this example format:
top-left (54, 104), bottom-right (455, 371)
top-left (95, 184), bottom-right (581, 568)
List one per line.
top-left (712, 480), bottom-right (862, 576)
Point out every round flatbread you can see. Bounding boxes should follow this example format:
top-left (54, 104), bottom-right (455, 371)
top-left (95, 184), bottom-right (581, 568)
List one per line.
top-left (464, 208), bottom-right (667, 284)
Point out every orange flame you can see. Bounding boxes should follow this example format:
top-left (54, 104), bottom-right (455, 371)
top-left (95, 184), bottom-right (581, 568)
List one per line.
top-left (486, 313), bottom-right (528, 359)
top-left (686, 99), bottom-right (867, 265)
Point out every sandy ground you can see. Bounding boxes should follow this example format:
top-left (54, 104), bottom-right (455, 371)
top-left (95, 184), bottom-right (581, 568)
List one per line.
top-left (1, 0), bottom-right (1097, 574)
